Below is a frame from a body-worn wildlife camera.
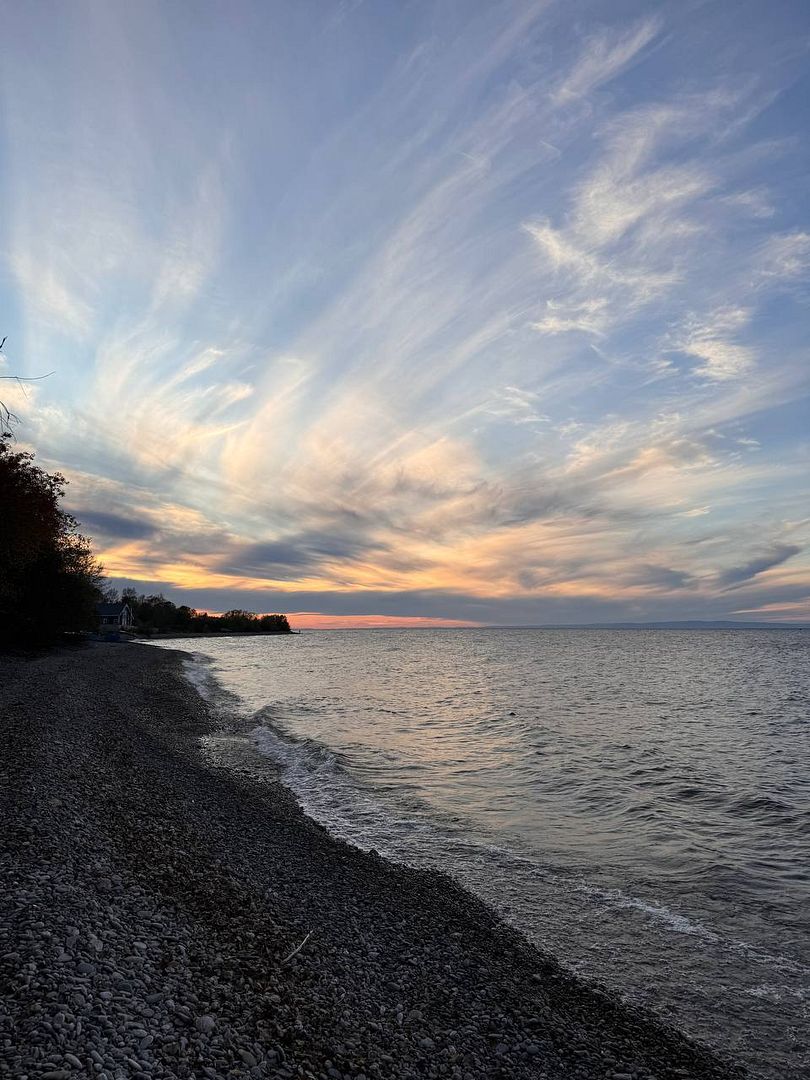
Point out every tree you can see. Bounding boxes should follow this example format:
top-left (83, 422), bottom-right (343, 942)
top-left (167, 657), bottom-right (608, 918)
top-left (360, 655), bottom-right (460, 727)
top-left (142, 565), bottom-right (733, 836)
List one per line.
top-left (174, 605), bottom-right (196, 630)
top-left (220, 609), bottom-right (258, 631)
top-left (0, 434), bottom-right (104, 646)
top-left (134, 594), bottom-right (178, 631)
top-left (191, 610), bottom-right (214, 632)
top-left (259, 613), bottom-right (291, 633)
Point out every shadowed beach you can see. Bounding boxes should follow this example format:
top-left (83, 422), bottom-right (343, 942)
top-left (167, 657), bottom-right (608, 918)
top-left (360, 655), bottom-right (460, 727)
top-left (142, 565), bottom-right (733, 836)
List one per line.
top-left (1, 642), bottom-right (750, 1080)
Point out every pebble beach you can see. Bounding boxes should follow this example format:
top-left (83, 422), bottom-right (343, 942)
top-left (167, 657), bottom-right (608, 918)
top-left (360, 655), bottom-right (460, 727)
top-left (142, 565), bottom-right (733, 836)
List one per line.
top-left (0, 642), bottom-right (751, 1080)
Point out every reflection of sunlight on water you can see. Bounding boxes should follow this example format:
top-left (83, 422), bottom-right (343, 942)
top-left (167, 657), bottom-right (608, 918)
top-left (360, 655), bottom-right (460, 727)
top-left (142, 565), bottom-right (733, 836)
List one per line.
top-left (152, 628), bottom-right (810, 1079)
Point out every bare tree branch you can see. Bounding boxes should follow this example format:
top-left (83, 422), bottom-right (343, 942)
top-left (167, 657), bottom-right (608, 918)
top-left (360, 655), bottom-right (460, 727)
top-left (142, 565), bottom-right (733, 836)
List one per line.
top-left (0, 337), bottom-right (54, 437)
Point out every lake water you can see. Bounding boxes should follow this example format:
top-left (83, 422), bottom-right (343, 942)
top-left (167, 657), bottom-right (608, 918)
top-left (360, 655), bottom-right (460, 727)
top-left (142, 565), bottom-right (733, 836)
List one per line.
top-left (154, 629), bottom-right (810, 1078)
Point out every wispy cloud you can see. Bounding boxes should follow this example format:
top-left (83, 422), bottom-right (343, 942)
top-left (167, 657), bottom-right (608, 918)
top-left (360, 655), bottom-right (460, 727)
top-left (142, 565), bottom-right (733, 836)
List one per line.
top-left (553, 18), bottom-right (662, 103)
top-left (9, 253), bottom-right (94, 338)
top-left (1, 1), bottom-right (808, 623)
top-left (532, 297), bottom-right (610, 336)
top-left (676, 307), bottom-right (755, 382)
top-left (757, 231), bottom-right (810, 282)
top-left (718, 543), bottom-right (802, 588)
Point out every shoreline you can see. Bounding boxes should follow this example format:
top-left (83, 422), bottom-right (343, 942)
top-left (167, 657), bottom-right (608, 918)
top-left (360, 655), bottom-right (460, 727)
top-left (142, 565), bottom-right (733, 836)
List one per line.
top-left (1, 642), bottom-right (750, 1079)
top-left (129, 631), bottom-right (297, 640)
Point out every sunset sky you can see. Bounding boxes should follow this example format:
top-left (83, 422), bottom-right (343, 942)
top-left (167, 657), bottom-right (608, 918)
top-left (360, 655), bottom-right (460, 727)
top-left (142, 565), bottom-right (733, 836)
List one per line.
top-left (1, 0), bottom-right (808, 627)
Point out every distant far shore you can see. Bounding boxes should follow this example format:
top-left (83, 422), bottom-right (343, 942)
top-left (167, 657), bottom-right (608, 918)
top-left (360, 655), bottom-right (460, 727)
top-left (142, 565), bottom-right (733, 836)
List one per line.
top-left (486, 620), bottom-right (809, 630)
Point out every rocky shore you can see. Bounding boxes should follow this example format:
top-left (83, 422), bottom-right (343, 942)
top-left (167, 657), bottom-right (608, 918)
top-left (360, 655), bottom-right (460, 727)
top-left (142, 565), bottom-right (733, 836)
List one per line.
top-left (1, 642), bottom-right (749, 1080)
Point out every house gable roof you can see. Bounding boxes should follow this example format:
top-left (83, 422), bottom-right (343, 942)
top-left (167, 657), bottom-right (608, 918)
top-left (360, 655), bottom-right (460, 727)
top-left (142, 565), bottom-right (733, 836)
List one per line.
top-left (95, 602), bottom-right (129, 617)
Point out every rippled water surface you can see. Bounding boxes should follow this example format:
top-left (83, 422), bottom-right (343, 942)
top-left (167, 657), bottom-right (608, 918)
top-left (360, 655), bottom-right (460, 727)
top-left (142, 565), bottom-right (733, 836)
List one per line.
top-left (156, 629), bottom-right (810, 1077)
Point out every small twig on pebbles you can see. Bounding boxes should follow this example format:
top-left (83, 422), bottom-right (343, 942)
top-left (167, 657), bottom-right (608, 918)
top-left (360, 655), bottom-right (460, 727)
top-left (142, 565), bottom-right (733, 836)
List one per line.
top-left (281, 930), bottom-right (314, 964)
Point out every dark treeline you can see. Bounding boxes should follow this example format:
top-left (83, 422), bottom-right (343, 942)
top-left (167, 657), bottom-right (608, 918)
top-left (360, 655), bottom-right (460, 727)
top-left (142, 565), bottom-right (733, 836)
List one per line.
top-left (115, 590), bottom-right (292, 635)
top-left (0, 433), bottom-right (104, 647)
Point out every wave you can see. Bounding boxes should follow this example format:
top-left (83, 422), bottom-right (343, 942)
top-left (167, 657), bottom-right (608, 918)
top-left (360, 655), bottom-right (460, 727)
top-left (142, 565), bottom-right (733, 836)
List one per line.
top-left (578, 884), bottom-right (810, 979)
top-left (181, 652), bottom-right (243, 713)
top-left (249, 721), bottom-right (448, 860)
top-left (246, 712), bottom-right (810, 985)
top-left (747, 984), bottom-right (810, 1003)
top-left (181, 652), bottom-right (220, 701)
top-left (730, 794), bottom-right (805, 822)
top-left (577, 883), bottom-right (722, 942)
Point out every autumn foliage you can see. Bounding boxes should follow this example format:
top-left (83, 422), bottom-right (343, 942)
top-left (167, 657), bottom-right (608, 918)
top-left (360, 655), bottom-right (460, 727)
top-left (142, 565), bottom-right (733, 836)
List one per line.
top-left (0, 434), bottom-right (103, 646)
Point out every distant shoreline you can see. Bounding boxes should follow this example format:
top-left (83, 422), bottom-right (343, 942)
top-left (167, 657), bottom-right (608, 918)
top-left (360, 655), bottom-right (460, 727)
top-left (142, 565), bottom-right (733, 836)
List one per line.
top-left (131, 629), bottom-right (297, 640)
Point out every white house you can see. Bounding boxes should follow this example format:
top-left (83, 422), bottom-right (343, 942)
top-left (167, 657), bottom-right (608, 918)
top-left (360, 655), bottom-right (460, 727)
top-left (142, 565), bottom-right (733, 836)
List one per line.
top-left (95, 602), bottom-right (133, 631)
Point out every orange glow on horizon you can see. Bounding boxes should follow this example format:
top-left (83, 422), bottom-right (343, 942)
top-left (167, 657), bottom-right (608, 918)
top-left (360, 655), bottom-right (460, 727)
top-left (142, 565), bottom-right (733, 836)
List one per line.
top-left (284, 613), bottom-right (486, 630)
top-left (166, 610), bottom-right (485, 629)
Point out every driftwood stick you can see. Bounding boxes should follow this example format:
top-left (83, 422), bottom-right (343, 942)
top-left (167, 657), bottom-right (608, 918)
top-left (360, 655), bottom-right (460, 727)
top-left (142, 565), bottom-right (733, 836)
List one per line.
top-left (281, 930), bottom-right (314, 965)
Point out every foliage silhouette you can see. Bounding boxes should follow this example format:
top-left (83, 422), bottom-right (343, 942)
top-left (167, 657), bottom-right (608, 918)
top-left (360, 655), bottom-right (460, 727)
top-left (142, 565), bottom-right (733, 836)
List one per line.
top-left (0, 434), bottom-right (104, 646)
top-left (118, 589), bottom-right (292, 635)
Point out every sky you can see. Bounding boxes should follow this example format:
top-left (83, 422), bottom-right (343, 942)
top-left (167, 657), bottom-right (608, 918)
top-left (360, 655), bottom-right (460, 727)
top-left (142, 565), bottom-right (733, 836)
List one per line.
top-left (1, 0), bottom-right (809, 628)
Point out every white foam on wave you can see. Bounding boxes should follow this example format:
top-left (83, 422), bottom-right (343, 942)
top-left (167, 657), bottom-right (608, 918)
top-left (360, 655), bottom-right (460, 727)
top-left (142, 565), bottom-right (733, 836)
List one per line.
top-left (145, 641), bottom-right (237, 711)
top-left (180, 652), bottom-right (246, 721)
top-left (251, 723), bottom-right (338, 782)
top-left (579, 884), bottom-right (722, 942)
top-left (747, 983), bottom-right (809, 1003)
top-left (182, 652), bottom-right (220, 701)
top-left (578, 883), bottom-right (810, 979)
top-left (250, 724), bottom-right (405, 856)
